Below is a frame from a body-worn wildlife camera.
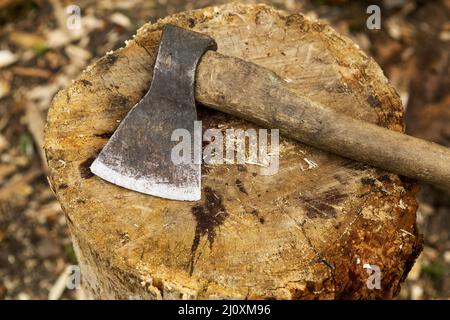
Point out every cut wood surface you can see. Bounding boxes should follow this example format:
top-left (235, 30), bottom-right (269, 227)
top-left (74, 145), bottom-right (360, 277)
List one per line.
top-left (44, 3), bottom-right (422, 299)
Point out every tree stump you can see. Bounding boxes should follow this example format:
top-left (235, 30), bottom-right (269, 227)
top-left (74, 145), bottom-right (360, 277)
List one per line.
top-left (44, 3), bottom-right (422, 299)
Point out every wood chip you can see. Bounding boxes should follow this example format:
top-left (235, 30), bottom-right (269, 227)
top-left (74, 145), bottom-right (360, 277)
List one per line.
top-left (110, 12), bottom-right (132, 29)
top-left (48, 266), bottom-right (71, 300)
top-left (65, 45), bottom-right (92, 68)
top-left (46, 29), bottom-right (71, 48)
top-left (12, 66), bottom-right (52, 79)
top-left (0, 50), bottom-right (17, 68)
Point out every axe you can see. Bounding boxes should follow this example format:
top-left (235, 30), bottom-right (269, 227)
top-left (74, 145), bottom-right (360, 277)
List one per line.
top-left (91, 24), bottom-right (450, 201)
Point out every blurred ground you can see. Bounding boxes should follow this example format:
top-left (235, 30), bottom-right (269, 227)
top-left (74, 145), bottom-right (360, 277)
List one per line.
top-left (0, 0), bottom-right (448, 300)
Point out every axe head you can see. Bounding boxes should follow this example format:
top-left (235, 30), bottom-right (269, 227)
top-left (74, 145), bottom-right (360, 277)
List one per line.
top-left (90, 24), bottom-right (217, 201)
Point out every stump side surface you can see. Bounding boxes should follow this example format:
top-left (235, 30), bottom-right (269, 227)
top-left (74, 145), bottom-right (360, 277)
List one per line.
top-left (45, 3), bottom-right (421, 299)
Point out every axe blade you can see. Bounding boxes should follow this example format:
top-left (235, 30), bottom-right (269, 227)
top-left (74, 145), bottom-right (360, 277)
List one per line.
top-left (90, 24), bottom-right (217, 201)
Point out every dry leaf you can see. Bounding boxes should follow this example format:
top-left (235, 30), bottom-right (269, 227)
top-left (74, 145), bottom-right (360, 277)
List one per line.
top-left (9, 31), bottom-right (47, 49)
top-left (110, 12), bottom-right (132, 29)
top-left (12, 66), bottom-right (52, 79)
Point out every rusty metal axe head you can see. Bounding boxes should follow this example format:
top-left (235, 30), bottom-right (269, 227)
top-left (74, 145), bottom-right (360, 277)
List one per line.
top-left (90, 24), bottom-right (217, 201)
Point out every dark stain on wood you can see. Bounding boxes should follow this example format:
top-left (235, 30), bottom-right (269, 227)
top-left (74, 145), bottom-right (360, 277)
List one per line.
top-left (368, 95), bottom-right (382, 108)
top-left (299, 189), bottom-right (347, 219)
top-left (361, 177), bottom-right (376, 186)
top-left (398, 176), bottom-right (418, 191)
top-left (285, 14), bottom-right (305, 28)
top-left (97, 52), bottom-right (119, 71)
top-left (378, 174), bottom-right (391, 183)
top-left (187, 18), bottom-right (196, 28)
top-left (79, 79), bottom-right (92, 87)
top-left (109, 94), bottom-right (130, 111)
top-left (343, 159), bottom-right (370, 171)
top-left (235, 179), bottom-right (248, 195)
top-left (189, 187), bottom-right (228, 275)
top-left (94, 132), bottom-right (114, 139)
top-left (79, 156), bottom-right (97, 179)
top-left (251, 209), bottom-right (265, 224)
top-left (201, 162), bottom-right (211, 175)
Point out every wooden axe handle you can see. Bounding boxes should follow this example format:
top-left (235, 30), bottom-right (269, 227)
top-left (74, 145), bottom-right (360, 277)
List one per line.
top-left (195, 51), bottom-right (450, 190)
